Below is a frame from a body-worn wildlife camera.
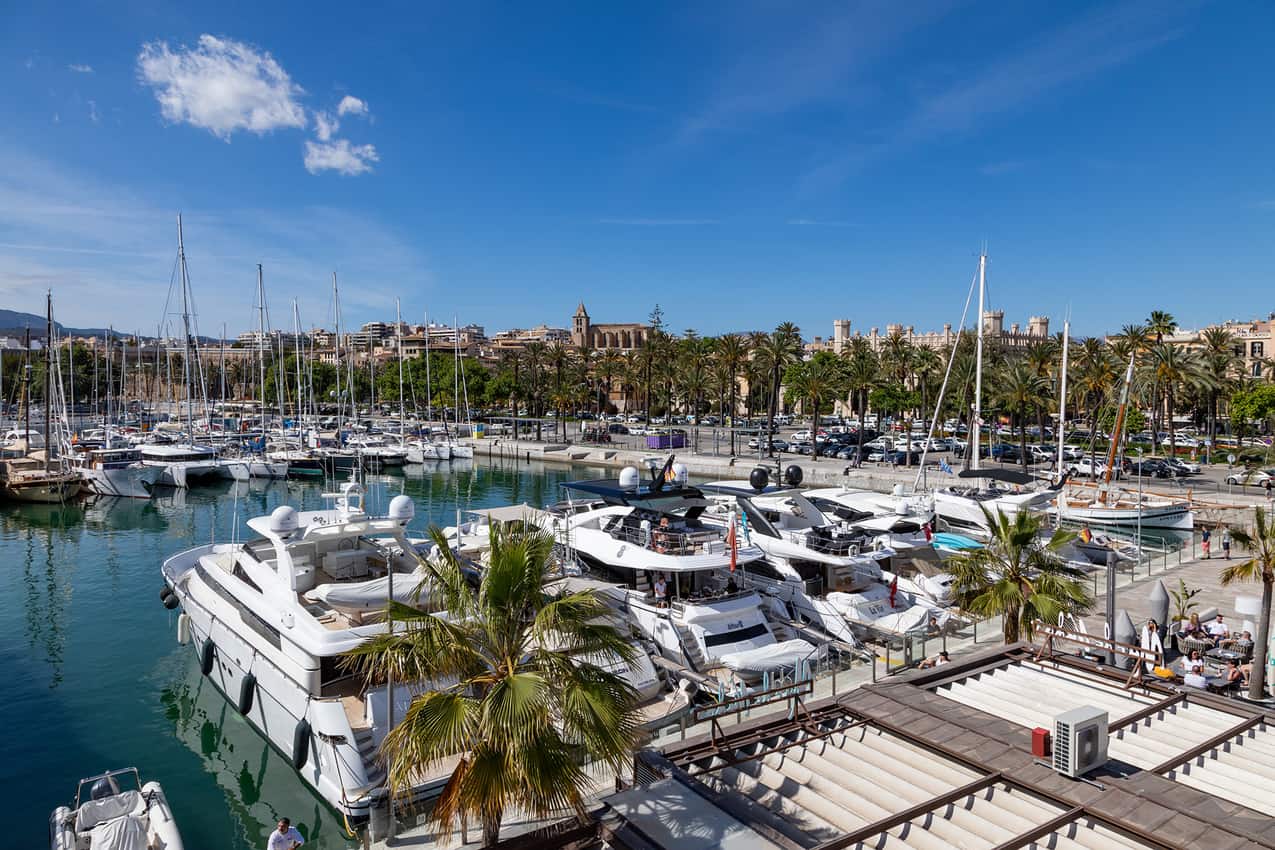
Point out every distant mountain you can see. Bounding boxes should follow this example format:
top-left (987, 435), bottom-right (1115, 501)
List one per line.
top-left (0, 308), bottom-right (138, 340)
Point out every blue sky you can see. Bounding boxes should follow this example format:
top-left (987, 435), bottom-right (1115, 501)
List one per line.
top-left (0, 1), bottom-right (1271, 340)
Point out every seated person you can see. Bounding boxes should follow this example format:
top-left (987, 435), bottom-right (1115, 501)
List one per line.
top-left (1221, 630), bottom-right (1255, 657)
top-left (1205, 613), bottom-right (1230, 643)
top-left (725, 575), bottom-right (738, 594)
top-left (1183, 664), bottom-right (1210, 690)
top-left (1177, 612), bottom-right (1205, 640)
top-left (919, 651), bottom-right (950, 669)
top-left (1177, 649), bottom-right (1204, 676)
top-left (651, 517), bottom-right (672, 552)
top-left (1223, 660), bottom-right (1245, 688)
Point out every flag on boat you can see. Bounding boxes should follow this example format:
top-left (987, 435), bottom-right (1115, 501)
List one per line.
top-left (727, 510), bottom-right (738, 572)
top-left (888, 575), bottom-right (898, 608)
top-left (939, 458), bottom-right (953, 475)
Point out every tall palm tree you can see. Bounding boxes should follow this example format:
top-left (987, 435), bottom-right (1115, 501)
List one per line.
top-left (751, 323), bottom-right (803, 457)
top-left (545, 342), bottom-right (575, 440)
top-left (1140, 343), bottom-right (1211, 456)
top-left (1146, 310), bottom-right (1177, 344)
top-left (595, 348), bottom-right (624, 416)
top-left (786, 353), bottom-right (844, 460)
top-left (522, 342), bottom-right (547, 440)
top-left (346, 523), bottom-right (641, 847)
top-left (1221, 508), bottom-right (1275, 700)
top-left (947, 507), bottom-right (1091, 643)
top-left (841, 346), bottom-right (879, 461)
top-left (995, 361), bottom-right (1050, 472)
top-left (714, 333), bottom-right (750, 453)
top-left (1199, 327), bottom-right (1238, 455)
top-left (677, 337), bottom-right (712, 451)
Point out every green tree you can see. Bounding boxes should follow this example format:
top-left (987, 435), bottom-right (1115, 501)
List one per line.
top-left (751, 323), bottom-right (803, 457)
top-left (785, 352), bottom-right (844, 459)
top-left (346, 523), bottom-right (641, 847)
top-left (1230, 384), bottom-right (1275, 439)
top-left (1221, 508), bottom-right (1275, 700)
top-left (713, 333), bottom-right (750, 452)
top-left (995, 361), bottom-right (1050, 472)
top-left (1140, 343), bottom-right (1211, 455)
top-left (948, 507), bottom-right (1091, 643)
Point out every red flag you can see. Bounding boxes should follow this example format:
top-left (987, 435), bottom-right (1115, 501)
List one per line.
top-left (888, 575), bottom-right (898, 608)
top-left (923, 522), bottom-right (933, 542)
top-left (727, 512), bottom-right (737, 572)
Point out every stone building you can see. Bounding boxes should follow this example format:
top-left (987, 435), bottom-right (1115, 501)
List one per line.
top-left (824, 313), bottom-right (1052, 354)
top-left (571, 303), bottom-right (650, 351)
top-left (1162, 315), bottom-right (1274, 380)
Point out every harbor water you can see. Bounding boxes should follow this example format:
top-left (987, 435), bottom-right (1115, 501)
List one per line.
top-left (0, 459), bottom-right (603, 850)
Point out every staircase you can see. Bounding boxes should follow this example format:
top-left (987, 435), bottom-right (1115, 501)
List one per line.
top-left (672, 622), bottom-right (708, 672)
top-left (352, 728), bottom-right (386, 788)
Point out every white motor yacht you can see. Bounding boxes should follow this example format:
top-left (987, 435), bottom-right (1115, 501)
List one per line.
top-left (139, 443), bottom-right (248, 488)
top-left (160, 482), bottom-right (444, 820)
top-left (50, 767), bottom-right (183, 850)
top-left (934, 468), bottom-right (1060, 537)
top-left (802, 485), bottom-right (936, 552)
top-left (543, 466), bottom-right (818, 683)
top-left (73, 446), bottom-right (156, 499)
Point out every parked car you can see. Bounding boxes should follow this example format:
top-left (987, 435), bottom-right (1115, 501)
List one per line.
top-left (1067, 457), bottom-right (1122, 479)
top-left (1225, 468), bottom-right (1275, 486)
top-left (882, 450), bottom-right (923, 465)
top-left (607, 423), bottom-right (630, 435)
top-left (1128, 458), bottom-right (1174, 478)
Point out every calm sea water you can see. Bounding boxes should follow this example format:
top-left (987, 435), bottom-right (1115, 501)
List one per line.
top-left (0, 459), bottom-right (603, 850)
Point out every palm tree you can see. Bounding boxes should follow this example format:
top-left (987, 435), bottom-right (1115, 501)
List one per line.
top-left (1221, 508), bottom-right (1275, 700)
top-left (751, 323), bottom-right (803, 457)
top-left (786, 353), bottom-right (844, 460)
top-left (995, 361), bottom-right (1050, 472)
top-left (947, 507), bottom-right (1091, 643)
top-left (841, 345), bottom-right (879, 461)
top-left (714, 333), bottom-right (750, 453)
top-left (595, 348), bottom-right (624, 416)
top-left (677, 337), bottom-right (712, 451)
top-left (545, 342), bottom-right (575, 440)
top-left (1146, 310), bottom-right (1177, 344)
top-left (522, 342), bottom-right (547, 440)
top-left (1199, 327), bottom-right (1238, 456)
top-left (1140, 343), bottom-right (1211, 456)
top-left (346, 522), bottom-right (641, 847)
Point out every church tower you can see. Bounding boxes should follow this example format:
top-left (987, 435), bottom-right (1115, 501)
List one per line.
top-left (572, 302), bottom-right (590, 348)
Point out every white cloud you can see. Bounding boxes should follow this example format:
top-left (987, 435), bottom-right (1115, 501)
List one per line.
top-left (88, 100), bottom-right (100, 124)
top-left (303, 139), bottom-right (379, 176)
top-left (336, 95), bottom-right (368, 117)
top-left (68, 63), bottom-right (94, 73)
top-left (314, 111), bottom-right (338, 141)
top-left (136, 34), bottom-right (307, 140)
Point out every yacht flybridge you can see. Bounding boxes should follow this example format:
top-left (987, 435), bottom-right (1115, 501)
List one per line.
top-left (545, 464), bottom-right (819, 682)
top-left (160, 482), bottom-right (441, 820)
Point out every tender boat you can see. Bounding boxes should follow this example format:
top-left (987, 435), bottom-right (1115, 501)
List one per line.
top-left (50, 767), bottom-right (183, 850)
top-left (160, 482), bottom-right (442, 820)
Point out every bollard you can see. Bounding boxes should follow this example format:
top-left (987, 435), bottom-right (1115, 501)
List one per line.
top-left (1114, 610), bottom-right (1137, 671)
top-left (1148, 580), bottom-right (1169, 630)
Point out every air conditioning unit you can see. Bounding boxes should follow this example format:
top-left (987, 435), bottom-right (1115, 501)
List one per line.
top-left (1053, 706), bottom-right (1108, 778)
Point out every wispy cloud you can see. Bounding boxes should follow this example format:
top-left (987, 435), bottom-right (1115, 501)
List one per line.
top-left (303, 139), bottom-right (379, 176)
top-left (675, 2), bottom-right (955, 146)
top-left (88, 100), bottom-right (100, 124)
top-left (597, 217), bottom-right (718, 226)
top-left (68, 63), bottom-right (94, 73)
top-left (336, 95), bottom-right (368, 117)
top-left (787, 218), bottom-right (855, 227)
top-left (800, 0), bottom-right (1194, 192)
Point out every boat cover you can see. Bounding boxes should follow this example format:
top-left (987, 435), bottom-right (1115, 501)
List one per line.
top-left (826, 593), bottom-right (937, 635)
top-left (305, 568), bottom-right (431, 613)
top-left (89, 815), bottom-right (148, 850)
top-left (75, 792), bottom-right (143, 832)
top-left (957, 468), bottom-right (1034, 485)
top-left (718, 638), bottom-right (814, 674)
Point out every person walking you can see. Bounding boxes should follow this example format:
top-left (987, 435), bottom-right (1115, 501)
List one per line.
top-left (1201, 527), bottom-right (1211, 559)
top-left (1222, 527), bottom-right (1232, 560)
top-left (1265, 478), bottom-right (1272, 500)
top-left (268, 819), bottom-right (305, 850)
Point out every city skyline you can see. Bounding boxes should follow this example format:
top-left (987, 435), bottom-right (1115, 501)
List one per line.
top-left (1, 2), bottom-right (1272, 337)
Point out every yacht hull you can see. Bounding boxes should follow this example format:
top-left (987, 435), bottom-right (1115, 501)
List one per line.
top-left (1058, 501), bottom-right (1193, 530)
top-left (83, 465), bottom-right (153, 499)
top-left (2, 474), bottom-right (80, 503)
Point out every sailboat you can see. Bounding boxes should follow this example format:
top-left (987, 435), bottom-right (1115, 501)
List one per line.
top-left (932, 252), bottom-right (1060, 535)
top-left (0, 294), bottom-right (81, 503)
top-left (71, 326), bottom-right (155, 498)
top-left (138, 215), bottom-right (248, 488)
top-left (244, 265), bottom-right (288, 479)
top-left (1056, 353), bottom-right (1193, 529)
top-left (405, 313), bottom-right (449, 462)
top-left (448, 318), bottom-right (474, 459)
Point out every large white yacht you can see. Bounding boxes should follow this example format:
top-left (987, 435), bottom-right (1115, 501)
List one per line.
top-left (160, 482), bottom-right (440, 820)
top-left (543, 465), bottom-right (818, 683)
top-left (74, 445), bottom-right (156, 499)
top-left (139, 442), bottom-right (248, 487)
top-left (933, 468), bottom-right (1060, 537)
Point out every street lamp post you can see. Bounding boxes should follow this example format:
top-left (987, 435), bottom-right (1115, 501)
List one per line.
top-left (1135, 447), bottom-right (1144, 565)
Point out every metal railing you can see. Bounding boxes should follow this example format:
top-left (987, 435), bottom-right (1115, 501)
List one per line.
top-left (607, 524), bottom-right (726, 556)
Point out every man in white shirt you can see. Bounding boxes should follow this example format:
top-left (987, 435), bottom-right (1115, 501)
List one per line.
top-left (653, 575), bottom-right (668, 607)
top-left (1206, 614), bottom-right (1229, 642)
top-left (1183, 664), bottom-right (1210, 690)
top-left (268, 818), bottom-right (305, 850)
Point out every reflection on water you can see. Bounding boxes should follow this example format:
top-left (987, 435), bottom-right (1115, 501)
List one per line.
top-left (0, 458), bottom-right (608, 850)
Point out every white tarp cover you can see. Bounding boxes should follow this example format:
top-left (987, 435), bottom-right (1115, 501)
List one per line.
top-left (75, 792), bottom-right (142, 832)
top-left (718, 638), bottom-right (814, 674)
top-left (305, 569), bottom-right (431, 613)
top-left (89, 815), bottom-right (148, 850)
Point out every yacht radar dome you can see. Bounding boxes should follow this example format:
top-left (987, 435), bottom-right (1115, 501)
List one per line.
top-left (619, 466), bottom-right (641, 490)
top-left (671, 462), bottom-right (689, 484)
top-left (783, 465), bottom-right (803, 487)
top-left (749, 467), bottom-right (769, 491)
top-left (388, 494), bottom-right (415, 523)
top-left (268, 505), bottom-right (299, 536)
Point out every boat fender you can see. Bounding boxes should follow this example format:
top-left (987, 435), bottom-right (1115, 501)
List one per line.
top-left (176, 613), bottom-right (191, 645)
top-left (292, 719), bottom-right (312, 770)
top-left (238, 673), bottom-right (256, 715)
top-left (200, 639), bottom-right (216, 676)
top-left (159, 586), bottom-right (174, 602)
top-left (162, 592), bottom-right (180, 610)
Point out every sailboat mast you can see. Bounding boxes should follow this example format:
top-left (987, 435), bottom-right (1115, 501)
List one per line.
top-left (1056, 319), bottom-right (1070, 478)
top-left (453, 316), bottom-right (460, 440)
top-left (396, 299), bottom-right (405, 442)
top-left (293, 300), bottom-right (304, 426)
top-left (1101, 353), bottom-right (1136, 501)
top-left (333, 272), bottom-right (343, 433)
top-left (970, 252), bottom-right (986, 472)
top-left (257, 265), bottom-right (266, 435)
top-left (424, 311), bottom-right (433, 428)
top-left (177, 214), bottom-right (195, 439)
top-left (44, 292), bottom-right (52, 471)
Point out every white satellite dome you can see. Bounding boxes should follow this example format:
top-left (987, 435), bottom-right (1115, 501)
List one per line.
top-left (388, 494), bottom-right (416, 522)
top-left (269, 505), bottom-right (299, 536)
top-left (619, 466), bottom-right (641, 490)
top-left (671, 462), bottom-right (689, 484)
